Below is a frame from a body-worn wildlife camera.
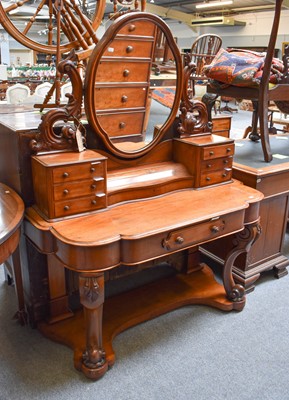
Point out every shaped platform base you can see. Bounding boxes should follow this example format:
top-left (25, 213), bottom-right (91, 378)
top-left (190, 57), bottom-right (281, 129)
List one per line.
top-left (38, 264), bottom-right (245, 379)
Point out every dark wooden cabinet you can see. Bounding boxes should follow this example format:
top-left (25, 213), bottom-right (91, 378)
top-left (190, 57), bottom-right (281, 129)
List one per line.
top-left (201, 136), bottom-right (289, 292)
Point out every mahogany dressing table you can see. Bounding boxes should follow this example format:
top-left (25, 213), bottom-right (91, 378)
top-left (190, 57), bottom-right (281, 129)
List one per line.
top-left (22, 12), bottom-right (263, 379)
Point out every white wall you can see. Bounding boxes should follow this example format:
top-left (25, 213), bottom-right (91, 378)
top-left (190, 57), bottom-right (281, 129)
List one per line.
top-left (166, 9), bottom-right (289, 58)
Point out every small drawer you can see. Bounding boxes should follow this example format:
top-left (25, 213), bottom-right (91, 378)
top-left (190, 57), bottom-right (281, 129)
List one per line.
top-left (53, 161), bottom-right (105, 183)
top-left (53, 178), bottom-right (105, 201)
top-left (201, 157), bottom-right (233, 171)
top-left (97, 111), bottom-right (145, 138)
top-left (202, 144), bottom-right (235, 160)
top-left (94, 86), bottom-right (148, 110)
top-left (118, 20), bottom-right (157, 37)
top-left (54, 194), bottom-right (107, 218)
top-left (161, 212), bottom-right (243, 252)
top-left (96, 61), bottom-right (151, 83)
top-left (103, 39), bottom-right (154, 58)
top-left (200, 168), bottom-right (232, 187)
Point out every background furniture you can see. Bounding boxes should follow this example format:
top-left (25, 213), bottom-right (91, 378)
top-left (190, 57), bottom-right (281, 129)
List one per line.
top-left (0, 183), bottom-right (25, 323)
top-left (6, 83), bottom-right (30, 104)
top-left (206, 0), bottom-right (288, 162)
top-left (187, 33), bottom-right (222, 97)
top-left (202, 135), bottom-right (289, 292)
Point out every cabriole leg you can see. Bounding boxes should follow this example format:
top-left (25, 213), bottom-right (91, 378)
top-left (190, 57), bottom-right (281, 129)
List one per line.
top-left (79, 273), bottom-right (108, 380)
top-left (223, 221), bottom-right (262, 309)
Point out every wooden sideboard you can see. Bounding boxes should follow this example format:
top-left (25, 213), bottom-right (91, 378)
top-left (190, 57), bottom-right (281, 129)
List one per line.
top-left (201, 135), bottom-right (289, 292)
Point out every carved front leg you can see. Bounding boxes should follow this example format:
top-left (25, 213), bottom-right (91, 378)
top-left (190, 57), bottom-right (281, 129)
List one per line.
top-left (223, 221), bottom-right (262, 309)
top-left (79, 273), bottom-right (108, 380)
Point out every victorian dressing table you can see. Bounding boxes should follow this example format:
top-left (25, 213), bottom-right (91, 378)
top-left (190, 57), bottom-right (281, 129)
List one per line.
top-left (22, 12), bottom-right (263, 379)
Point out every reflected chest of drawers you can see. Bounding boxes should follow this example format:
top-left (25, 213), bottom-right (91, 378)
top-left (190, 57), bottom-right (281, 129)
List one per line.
top-left (94, 20), bottom-right (157, 142)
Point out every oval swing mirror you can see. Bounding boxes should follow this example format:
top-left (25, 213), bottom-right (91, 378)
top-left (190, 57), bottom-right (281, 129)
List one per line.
top-left (84, 11), bottom-right (183, 158)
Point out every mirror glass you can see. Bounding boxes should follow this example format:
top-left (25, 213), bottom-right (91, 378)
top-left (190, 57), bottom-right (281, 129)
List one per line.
top-left (84, 13), bottom-right (181, 157)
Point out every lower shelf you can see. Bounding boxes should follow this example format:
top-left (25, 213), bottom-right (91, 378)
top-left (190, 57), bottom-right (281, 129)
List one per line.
top-left (38, 264), bottom-right (245, 378)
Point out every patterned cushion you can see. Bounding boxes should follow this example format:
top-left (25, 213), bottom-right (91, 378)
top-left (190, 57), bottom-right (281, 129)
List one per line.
top-left (203, 48), bottom-right (284, 88)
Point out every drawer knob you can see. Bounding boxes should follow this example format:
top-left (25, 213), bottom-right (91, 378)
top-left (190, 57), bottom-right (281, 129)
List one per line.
top-left (222, 172), bottom-right (227, 178)
top-left (206, 177), bottom-right (211, 181)
top-left (226, 147), bottom-right (231, 152)
top-left (211, 225), bottom-right (220, 234)
top-left (128, 24), bottom-right (136, 32)
top-left (90, 167), bottom-right (95, 172)
top-left (123, 69), bottom-right (130, 77)
top-left (64, 205), bottom-right (70, 211)
top-left (91, 184), bottom-right (96, 190)
top-left (121, 95), bottom-right (128, 103)
top-left (63, 172), bottom-right (69, 178)
top-left (209, 151), bottom-right (214, 156)
top-left (91, 199), bottom-right (97, 205)
top-left (126, 45), bottom-right (133, 53)
top-left (207, 163), bottom-right (212, 168)
top-left (223, 159), bottom-right (229, 164)
top-left (175, 236), bottom-right (184, 245)
top-left (63, 189), bottom-right (69, 195)
top-left (119, 122), bottom-right (126, 129)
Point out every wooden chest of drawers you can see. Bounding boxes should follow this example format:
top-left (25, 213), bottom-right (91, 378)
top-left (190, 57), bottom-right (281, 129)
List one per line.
top-left (94, 20), bottom-right (157, 143)
top-left (174, 135), bottom-right (234, 188)
top-left (31, 150), bottom-right (107, 220)
top-left (211, 115), bottom-right (232, 138)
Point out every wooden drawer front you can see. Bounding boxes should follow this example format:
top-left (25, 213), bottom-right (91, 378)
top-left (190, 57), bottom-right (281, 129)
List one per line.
top-left (121, 210), bottom-right (245, 264)
top-left (199, 168), bottom-right (232, 187)
top-left (96, 61), bottom-right (151, 83)
top-left (202, 143), bottom-right (234, 160)
top-left (103, 39), bottom-right (154, 58)
top-left (161, 213), bottom-right (241, 252)
top-left (54, 194), bottom-right (107, 218)
top-left (212, 118), bottom-right (231, 131)
top-left (201, 157), bottom-right (233, 171)
top-left (97, 112), bottom-right (145, 138)
top-left (118, 20), bottom-right (156, 37)
top-left (52, 161), bottom-right (105, 184)
top-left (94, 87), bottom-right (148, 110)
top-left (53, 178), bottom-right (105, 201)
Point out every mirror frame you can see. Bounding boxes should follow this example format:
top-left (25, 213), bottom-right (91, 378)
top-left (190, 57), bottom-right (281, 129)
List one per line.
top-left (84, 11), bottom-right (183, 159)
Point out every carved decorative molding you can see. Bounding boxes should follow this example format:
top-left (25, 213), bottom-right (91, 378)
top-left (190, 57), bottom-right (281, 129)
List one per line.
top-left (30, 53), bottom-right (84, 154)
top-left (178, 60), bottom-right (211, 136)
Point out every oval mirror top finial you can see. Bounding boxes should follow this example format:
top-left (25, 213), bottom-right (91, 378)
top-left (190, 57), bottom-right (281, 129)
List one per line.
top-left (84, 12), bottom-right (183, 158)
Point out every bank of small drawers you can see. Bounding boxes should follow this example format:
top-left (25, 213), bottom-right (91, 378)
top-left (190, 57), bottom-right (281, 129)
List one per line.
top-left (174, 135), bottom-right (235, 189)
top-left (199, 142), bottom-right (234, 187)
top-left (31, 150), bottom-right (107, 220)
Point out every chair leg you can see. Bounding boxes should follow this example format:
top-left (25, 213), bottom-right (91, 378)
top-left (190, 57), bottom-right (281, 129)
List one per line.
top-left (247, 101), bottom-right (260, 141)
top-left (259, 100), bottom-right (273, 162)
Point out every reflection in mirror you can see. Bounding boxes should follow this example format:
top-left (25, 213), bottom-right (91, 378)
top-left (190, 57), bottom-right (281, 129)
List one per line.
top-left (84, 12), bottom-right (181, 158)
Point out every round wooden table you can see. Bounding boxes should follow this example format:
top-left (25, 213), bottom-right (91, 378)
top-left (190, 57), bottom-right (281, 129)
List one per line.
top-left (0, 183), bottom-right (25, 323)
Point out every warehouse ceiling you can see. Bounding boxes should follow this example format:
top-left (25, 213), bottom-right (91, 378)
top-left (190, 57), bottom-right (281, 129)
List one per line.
top-left (0, 0), bottom-right (288, 47)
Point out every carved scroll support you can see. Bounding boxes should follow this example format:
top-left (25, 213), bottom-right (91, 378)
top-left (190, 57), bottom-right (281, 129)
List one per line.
top-left (223, 220), bottom-right (262, 309)
top-left (177, 60), bottom-right (211, 137)
top-left (30, 54), bottom-right (84, 153)
top-left (78, 273), bottom-right (108, 380)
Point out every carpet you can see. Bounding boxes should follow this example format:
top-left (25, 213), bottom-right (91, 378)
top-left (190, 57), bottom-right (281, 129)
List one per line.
top-left (151, 87), bottom-right (175, 108)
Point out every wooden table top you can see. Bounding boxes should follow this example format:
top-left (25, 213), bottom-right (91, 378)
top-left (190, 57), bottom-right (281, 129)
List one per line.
top-left (0, 183), bottom-right (24, 264)
top-left (0, 184), bottom-right (24, 245)
top-left (25, 180), bottom-right (263, 271)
